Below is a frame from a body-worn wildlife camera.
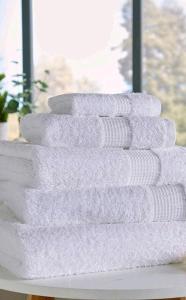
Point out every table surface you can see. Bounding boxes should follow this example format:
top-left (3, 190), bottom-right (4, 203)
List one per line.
top-left (1, 263), bottom-right (186, 299)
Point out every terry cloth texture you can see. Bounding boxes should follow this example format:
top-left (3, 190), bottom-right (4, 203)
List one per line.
top-left (0, 203), bottom-right (186, 279)
top-left (48, 93), bottom-right (161, 117)
top-left (20, 114), bottom-right (175, 149)
top-left (0, 142), bottom-right (186, 189)
top-left (0, 182), bottom-right (186, 225)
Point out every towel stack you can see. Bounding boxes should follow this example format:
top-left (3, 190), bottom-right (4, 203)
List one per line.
top-left (0, 92), bottom-right (186, 279)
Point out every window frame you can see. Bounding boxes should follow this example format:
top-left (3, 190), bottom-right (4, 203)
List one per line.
top-left (132, 0), bottom-right (142, 92)
top-left (21, 0), bottom-right (142, 95)
top-left (21, 0), bottom-right (33, 101)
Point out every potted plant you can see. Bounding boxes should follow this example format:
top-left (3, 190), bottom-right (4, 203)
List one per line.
top-left (0, 68), bottom-right (49, 140)
top-left (0, 73), bottom-right (8, 140)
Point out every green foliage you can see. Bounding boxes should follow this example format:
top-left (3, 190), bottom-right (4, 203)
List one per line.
top-left (0, 74), bottom-right (5, 82)
top-left (119, 0), bottom-right (186, 146)
top-left (0, 111), bottom-right (8, 122)
top-left (0, 91), bottom-right (8, 112)
top-left (0, 65), bottom-right (49, 122)
top-left (0, 74), bottom-right (8, 122)
top-left (19, 104), bottom-right (32, 116)
top-left (6, 99), bottom-right (19, 113)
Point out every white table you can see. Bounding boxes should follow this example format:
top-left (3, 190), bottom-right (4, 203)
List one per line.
top-left (0, 263), bottom-right (186, 300)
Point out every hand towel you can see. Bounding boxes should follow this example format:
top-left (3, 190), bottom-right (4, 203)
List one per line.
top-left (1, 182), bottom-right (186, 225)
top-left (0, 203), bottom-right (186, 279)
top-left (0, 141), bottom-right (186, 189)
top-left (20, 114), bottom-right (175, 149)
top-left (48, 93), bottom-right (161, 117)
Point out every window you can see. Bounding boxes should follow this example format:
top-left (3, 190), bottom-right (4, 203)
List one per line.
top-left (0, 0), bottom-right (22, 140)
top-left (32, 0), bottom-right (132, 111)
top-left (143, 0), bottom-right (186, 145)
top-left (2, 0), bottom-right (185, 145)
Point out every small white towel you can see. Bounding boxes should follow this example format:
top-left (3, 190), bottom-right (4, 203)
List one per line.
top-left (1, 182), bottom-right (186, 225)
top-left (48, 93), bottom-right (161, 117)
top-left (0, 203), bottom-right (186, 279)
top-left (0, 141), bottom-right (186, 189)
top-left (20, 114), bottom-right (175, 149)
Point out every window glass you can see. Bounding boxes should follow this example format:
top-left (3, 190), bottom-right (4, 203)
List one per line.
top-left (143, 0), bottom-right (186, 146)
top-left (32, 0), bottom-right (132, 111)
top-left (0, 0), bottom-right (22, 140)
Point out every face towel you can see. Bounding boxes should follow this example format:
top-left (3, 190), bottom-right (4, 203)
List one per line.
top-left (0, 203), bottom-right (186, 279)
top-left (20, 114), bottom-right (175, 149)
top-left (0, 141), bottom-right (186, 189)
top-left (48, 93), bottom-right (161, 117)
top-left (1, 182), bottom-right (186, 225)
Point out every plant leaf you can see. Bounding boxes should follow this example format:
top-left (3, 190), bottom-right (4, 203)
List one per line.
top-left (5, 99), bottom-right (19, 113)
top-left (19, 104), bottom-right (32, 116)
top-left (39, 88), bottom-right (47, 92)
top-left (12, 80), bottom-right (23, 86)
top-left (0, 73), bottom-right (5, 82)
top-left (0, 111), bottom-right (8, 122)
top-left (0, 91), bottom-right (8, 113)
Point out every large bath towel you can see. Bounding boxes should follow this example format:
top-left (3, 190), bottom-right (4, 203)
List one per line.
top-left (0, 203), bottom-right (186, 279)
top-left (20, 114), bottom-right (175, 149)
top-left (1, 183), bottom-right (186, 225)
top-left (0, 141), bottom-right (186, 189)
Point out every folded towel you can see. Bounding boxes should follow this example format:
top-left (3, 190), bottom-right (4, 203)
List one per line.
top-left (0, 141), bottom-right (186, 189)
top-left (48, 93), bottom-right (161, 117)
top-left (0, 203), bottom-right (186, 279)
top-left (20, 114), bottom-right (175, 149)
top-left (1, 182), bottom-right (186, 225)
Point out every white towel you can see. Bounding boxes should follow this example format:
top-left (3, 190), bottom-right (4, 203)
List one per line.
top-left (48, 93), bottom-right (161, 117)
top-left (0, 141), bottom-right (186, 189)
top-left (1, 182), bottom-right (186, 225)
top-left (0, 203), bottom-right (186, 279)
top-left (20, 114), bottom-right (175, 149)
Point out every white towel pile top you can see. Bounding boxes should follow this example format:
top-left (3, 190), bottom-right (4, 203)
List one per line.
top-left (0, 92), bottom-right (186, 279)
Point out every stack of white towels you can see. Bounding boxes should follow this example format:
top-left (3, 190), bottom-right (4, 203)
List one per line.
top-left (0, 92), bottom-right (186, 279)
